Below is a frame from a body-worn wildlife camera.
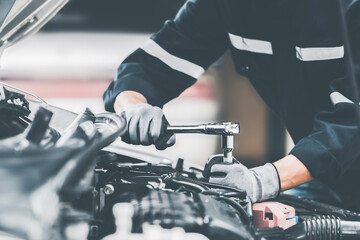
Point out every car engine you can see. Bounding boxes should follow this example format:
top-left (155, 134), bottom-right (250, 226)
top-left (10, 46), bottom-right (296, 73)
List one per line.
top-left (1, 85), bottom-right (360, 240)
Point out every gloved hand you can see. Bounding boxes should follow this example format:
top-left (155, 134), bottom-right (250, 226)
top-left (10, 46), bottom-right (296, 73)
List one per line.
top-left (120, 103), bottom-right (175, 150)
top-left (203, 154), bottom-right (280, 203)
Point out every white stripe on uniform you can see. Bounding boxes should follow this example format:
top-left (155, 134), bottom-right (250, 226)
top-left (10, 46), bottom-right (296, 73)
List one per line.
top-left (296, 46), bottom-right (344, 61)
top-left (141, 39), bottom-right (205, 79)
top-left (228, 33), bottom-right (273, 55)
top-left (0, 85), bottom-right (5, 101)
top-left (330, 91), bottom-right (353, 105)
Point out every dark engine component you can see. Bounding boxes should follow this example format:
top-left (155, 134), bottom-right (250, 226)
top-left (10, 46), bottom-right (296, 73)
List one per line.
top-left (0, 86), bottom-right (30, 139)
top-left (93, 183), bottom-right (254, 240)
top-left (0, 103), bottom-right (126, 240)
top-left (130, 189), bottom-right (205, 231)
top-left (90, 155), bottom-right (255, 240)
top-left (89, 153), bottom-right (360, 240)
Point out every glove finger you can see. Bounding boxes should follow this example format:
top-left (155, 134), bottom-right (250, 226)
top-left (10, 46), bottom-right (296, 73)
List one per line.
top-left (210, 163), bottom-right (246, 179)
top-left (203, 155), bottom-right (224, 178)
top-left (128, 115), bottom-right (140, 145)
top-left (120, 112), bottom-right (131, 144)
top-left (209, 164), bottom-right (231, 178)
top-left (154, 116), bottom-right (175, 150)
top-left (166, 134), bottom-right (176, 146)
top-left (206, 154), bottom-right (225, 166)
top-left (203, 154), bottom-right (236, 178)
top-left (206, 155), bottom-right (240, 168)
top-left (149, 113), bottom-right (162, 144)
top-left (209, 176), bottom-right (226, 185)
top-left (211, 162), bottom-right (247, 173)
top-left (209, 171), bottom-right (227, 178)
top-left (155, 133), bottom-right (175, 150)
top-left (139, 115), bottom-right (152, 146)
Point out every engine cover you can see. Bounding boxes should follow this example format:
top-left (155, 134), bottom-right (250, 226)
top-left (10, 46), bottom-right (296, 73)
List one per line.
top-left (93, 182), bottom-right (254, 240)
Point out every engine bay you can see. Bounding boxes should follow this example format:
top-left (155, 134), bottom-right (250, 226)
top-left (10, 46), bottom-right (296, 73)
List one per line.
top-left (1, 86), bottom-right (360, 240)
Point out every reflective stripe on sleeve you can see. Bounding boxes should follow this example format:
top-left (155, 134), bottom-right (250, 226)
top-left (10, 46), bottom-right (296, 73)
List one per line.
top-left (0, 86), bottom-right (5, 101)
top-left (330, 91), bottom-right (353, 105)
top-left (296, 46), bottom-right (344, 61)
top-left (228, 33), bottom-right (273, 55)
top-left (141, 39), bottom-right (205, 79)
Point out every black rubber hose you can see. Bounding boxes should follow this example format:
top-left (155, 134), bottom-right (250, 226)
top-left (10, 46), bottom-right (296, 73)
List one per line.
top-left (220, 197), bottom-right (252, 225)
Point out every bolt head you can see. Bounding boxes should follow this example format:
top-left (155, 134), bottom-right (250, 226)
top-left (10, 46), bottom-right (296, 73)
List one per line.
top-left (103, 184), bottom-right (115, 195)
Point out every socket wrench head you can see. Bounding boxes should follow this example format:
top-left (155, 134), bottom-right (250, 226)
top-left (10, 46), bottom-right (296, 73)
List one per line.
top-left (166, 122), bottom-right (240, 163)
top-left (222, 135), bottom-right (235, 163)
top-left (204, 122), bottom-right (240, 135)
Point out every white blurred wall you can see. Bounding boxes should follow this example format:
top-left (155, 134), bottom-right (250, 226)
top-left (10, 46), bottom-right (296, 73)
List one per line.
top-left (1, 32), bottom-right (151, 79)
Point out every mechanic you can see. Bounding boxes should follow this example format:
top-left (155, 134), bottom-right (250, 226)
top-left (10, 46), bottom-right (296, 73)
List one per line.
top-left (103, 0), bottom-right (360, 209)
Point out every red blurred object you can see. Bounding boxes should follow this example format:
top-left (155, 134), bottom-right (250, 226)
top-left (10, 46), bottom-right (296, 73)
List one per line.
top-left (1, 79), bottom-right (215, 99)
top-left (1, 79), bottom-right (112, 98)
top-left (179, 81), bottom-right (215, 99)
top-left (253, 202), bottom-right (297, 230)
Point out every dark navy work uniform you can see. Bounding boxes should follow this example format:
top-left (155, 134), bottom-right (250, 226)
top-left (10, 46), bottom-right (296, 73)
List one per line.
top-left (104, 0), bottom-right (360, 209)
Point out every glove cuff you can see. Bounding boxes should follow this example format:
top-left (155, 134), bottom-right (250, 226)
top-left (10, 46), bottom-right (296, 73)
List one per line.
top-left (250, 163), bottom-right (281, 202)
top-left (270, 163), bottom-right (281, 197)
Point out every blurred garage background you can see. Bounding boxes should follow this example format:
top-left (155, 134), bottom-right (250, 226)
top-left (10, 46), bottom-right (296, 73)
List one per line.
top-left (0, 0), bottom-right (291, 167)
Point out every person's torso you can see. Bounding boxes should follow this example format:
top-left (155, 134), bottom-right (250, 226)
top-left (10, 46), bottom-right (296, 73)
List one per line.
top-left (216, 0), bottom-right (346, 143)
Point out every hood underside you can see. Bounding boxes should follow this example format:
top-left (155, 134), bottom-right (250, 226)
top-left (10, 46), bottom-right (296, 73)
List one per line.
top-left (0, 0), bottom-right (68, 49)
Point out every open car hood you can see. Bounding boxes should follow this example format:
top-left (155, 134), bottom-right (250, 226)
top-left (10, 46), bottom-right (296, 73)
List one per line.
top-left (0, 0), bottom-right (68, 50)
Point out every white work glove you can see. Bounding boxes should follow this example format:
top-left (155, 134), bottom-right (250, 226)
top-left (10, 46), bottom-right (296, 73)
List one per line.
top-left (121, 103), bottom-right (176, 150)
top-left (203, 154), bottom-right (280, 203)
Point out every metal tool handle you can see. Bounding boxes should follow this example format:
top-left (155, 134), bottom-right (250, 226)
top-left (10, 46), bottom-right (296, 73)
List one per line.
top-left (166, 125), bottom-right (207, 134)
top-left (166, 122), bottom-right (240, 135)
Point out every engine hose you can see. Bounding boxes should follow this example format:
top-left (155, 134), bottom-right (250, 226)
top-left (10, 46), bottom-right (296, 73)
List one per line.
top-left (304, 215), bottom-right (340, 240)
top-left (220, 197), bottom-right (252, 225)
top-left (284, 215), bottom-right (360, 240)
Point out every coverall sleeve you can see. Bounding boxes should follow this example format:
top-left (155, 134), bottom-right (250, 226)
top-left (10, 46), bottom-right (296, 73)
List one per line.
top-left (103, 0), bottom-right (229, 111)
top-left (290, 1), bottom-right (360, 186)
